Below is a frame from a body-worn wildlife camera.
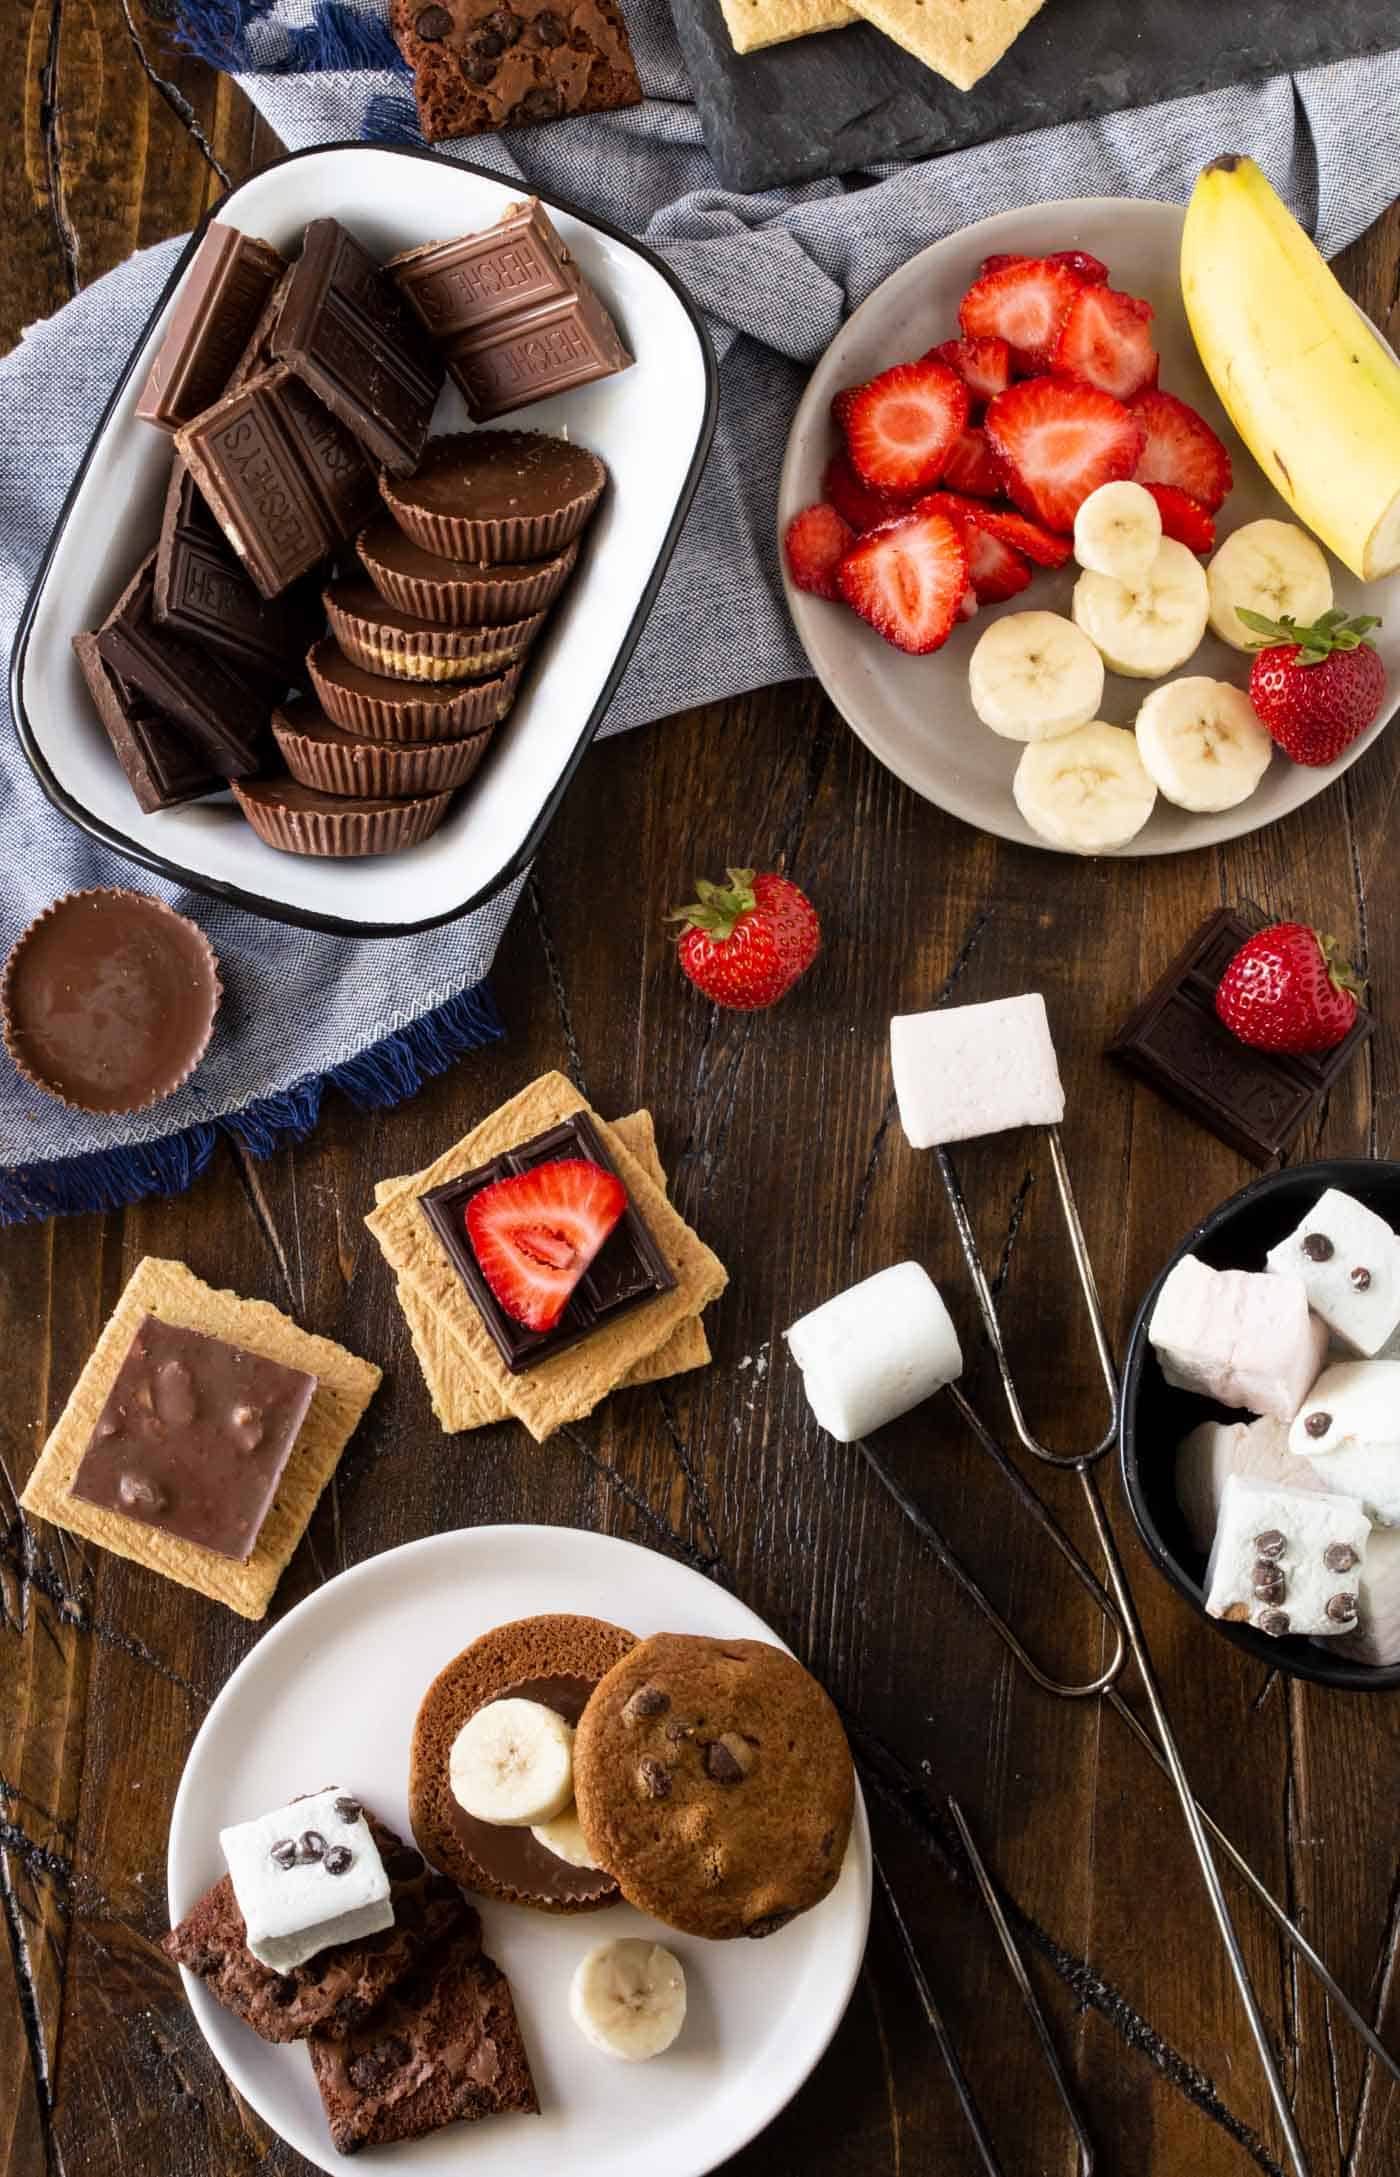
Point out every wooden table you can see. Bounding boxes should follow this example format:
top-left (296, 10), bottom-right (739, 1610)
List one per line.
top-left (4, 8), bottom-right (1400, 2173)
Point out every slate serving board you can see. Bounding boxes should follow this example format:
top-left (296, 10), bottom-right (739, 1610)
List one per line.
top-left (672, 0), bottom-right (1400, 193)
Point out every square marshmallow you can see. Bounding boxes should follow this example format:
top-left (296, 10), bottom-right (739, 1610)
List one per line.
top-left (1266, 1187), bottom-right (1400, 1356)
top-left (1174, 1415), bottom-right (1327, 1556)
top-left (1288, 1359), bottom-right (1400, 1523)
top-left (890, 993), bottom-right (1065, 1150)
top-left (786, 1262), bottom-right (963, 1444)
top-left (221, 1787), bottom-right (392, 1972)
top-left (1319, 1526), bottom-right (1400, 1666)
top-left (1205, 1475), bottom-right (1370, 1638)
top-left (1149, 1256), bottom-right (1328, 1421)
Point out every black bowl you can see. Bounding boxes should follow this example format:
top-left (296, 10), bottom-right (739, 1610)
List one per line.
top-left (1119, 1157), bottom-right (1400, 1692)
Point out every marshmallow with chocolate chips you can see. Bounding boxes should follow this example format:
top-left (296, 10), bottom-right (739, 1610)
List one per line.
top-left (1289, 1360), bottom-right (1400, 1522)
top-left (1205, 1476), bottom-right (1371, 1638)
top-left (1266, 1187), bottom-right (1400, 1356)
top-left (221, 1788), bottom-right (392, 1971)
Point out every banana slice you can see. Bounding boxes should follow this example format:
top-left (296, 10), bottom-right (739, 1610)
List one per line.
top-left (530, 1802), bottom-right (600, 1870)
top-left (1071, 538), bottom-right (1209, 679)
top-left (570, 1939), bottom-right (687, 2062)
top-left (1134, 677), bottom-right (1274, 812)
top-left (968, 610), bottom-right (1104, 741)
top-left (448, 1698), bottom-right (575, 1827)
top-left (1073, 480), bottom-right (1163, 581)
top-left (1013, 721), bottom-right (1157, 854)
top-left (1206, 518), bottom-right (1333, 650)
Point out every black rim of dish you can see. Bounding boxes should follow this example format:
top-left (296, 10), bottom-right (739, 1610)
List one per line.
top-left (8, 141), bottom-right (720, 940)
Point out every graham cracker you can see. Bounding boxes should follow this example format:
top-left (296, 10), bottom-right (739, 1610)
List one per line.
top-left (365, 1074), bottom-right (727, 1443)
top-left (375, 1111), bottom-right (710, 1433)
top-left (717, 0), bottom-right (857, 54)
top-left (20, 1258), bottom-right (381, 1620)
top-left (846, 0), bottom-right (1044, 89)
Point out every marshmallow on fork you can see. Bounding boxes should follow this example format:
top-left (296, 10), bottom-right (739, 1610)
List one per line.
top-left (786, 1262), bottom-right (963, 1442)
top-left (1205, 1475), bottom-right (1370, 1639)
top-left (1175, 1415), bottom-right (1328, 1556)
top-left (1149, 1256), bottom-right (1328, 1422)
top-left (1266, 1187), bottom-right (1400, 1357)
top-left (1289, 1359), bottom-right (1400, 1523)
top-left (890, 993), bottom-right (1065, 1149)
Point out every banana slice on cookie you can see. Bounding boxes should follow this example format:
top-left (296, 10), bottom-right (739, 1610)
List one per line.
top-left (1013, 721), bottom-right (1157, 853)
top-left (1074, 481), bottom-right (1163, 581)
top-left (1072, 538), bottom-right (1209, 679)
top-left (968, 610), bottom-right (1104, 741)
top-left (570, 1939), bottom-right (687, 2062)
top-left (1206, 518), bottom-right (1333, 651)
top-left (1134, 678), bottom-right (1273, 811)
top-left (448, 1698), bottom-right (575, 1828)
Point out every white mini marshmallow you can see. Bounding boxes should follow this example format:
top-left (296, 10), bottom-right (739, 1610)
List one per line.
top-left (221, 1788), bottom-right (392, 1973)
top-left (1266, 1188), bottom-right (1400, 1356)
top-left (1149, 1256), bottom-right (1328, 1421)
top-left (889, 993), bottom-right (1065, 1149)
top-left (1205, 1475), bottom-right (1370, 1638)
top-left (786, 1263), bottom-right (963, 1443)
top-left (1175, 1414), bottom-right (1327, 1555)
top-left (1289, 1360), bottom-right (1400, 1523)
top-left (1323, 1527), bottom-right (1400, 1666)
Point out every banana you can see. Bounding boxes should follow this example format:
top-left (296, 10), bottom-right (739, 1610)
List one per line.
top-left (1071, 538), bottom-right (1208, 678)
top-left (967, 610), bottom-right (1104, 741)
top-left (530, 1802), bottom-right (600, 1870)
top-left (448, 1698), bottom-right (575, 1828)
top-left (1073, 481), bottom-right (1163, 581)
top-left (1013, 721), bottom-right (1157, 853)
top-left (1134, 677), bottom-right (1273, 811)
top-left (1181, 154), bottom-right (1400, 582)
top-left (1205, 518), bottom-right (1333, 651)
top-left (569, 1939), bottom-right (687, 2062)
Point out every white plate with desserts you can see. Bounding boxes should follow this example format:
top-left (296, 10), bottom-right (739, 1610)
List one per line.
top-left (778, 193), bottom-right (1400, 857)
top-left (166, 1524), bottom-right (872, 2176)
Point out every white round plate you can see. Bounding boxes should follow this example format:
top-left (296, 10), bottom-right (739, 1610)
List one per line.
top-left (778, 197), bottom-right (1400, 857)
top-left (167, 1525), bottom-right (872, 2177)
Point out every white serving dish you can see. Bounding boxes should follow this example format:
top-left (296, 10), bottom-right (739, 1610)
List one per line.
top-left (778, 197), bottom-right (1400, 857)
top-left (11, 145), bottom-right (716, 935)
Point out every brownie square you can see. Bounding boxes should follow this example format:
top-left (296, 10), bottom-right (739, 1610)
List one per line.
top-left (162, 1813), bottom-right (467, 2043)
top-left (392, 0), bottom-right (642, 146)
top-left (309, 1918), bottom-right (539, 2152)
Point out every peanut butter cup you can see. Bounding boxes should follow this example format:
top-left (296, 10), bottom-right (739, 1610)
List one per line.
top-left (324, 577), bottom-right (545, 684)
top-left (357, 517), bottom-right (578, 627)
top-left (273, 699), bottom-right (495, 801)
top-left (233, 776), bottom-right (456, 858)
top-left (308, 637), bottom-right (521, 743)
top-left (380, 430), bottom-right (606, 561)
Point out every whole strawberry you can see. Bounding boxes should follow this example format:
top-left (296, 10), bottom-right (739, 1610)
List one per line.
top-left (669, 868), bottom-right (820, 1011)
top-left (1215, 922), bottom-right (1365, 1055)
top-left (1241, 607), bottom-right (1386, 766)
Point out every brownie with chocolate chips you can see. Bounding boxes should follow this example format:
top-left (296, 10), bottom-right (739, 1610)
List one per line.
top-left (162, 1811), bottom-right (468, 2042)
top-left (392, 0), bottom-right (642, 146)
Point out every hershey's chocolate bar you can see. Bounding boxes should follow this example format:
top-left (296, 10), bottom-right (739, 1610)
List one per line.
top-left (135, 222), bottom-right (286, 432)
top-left (155, 456), bottom-right (314, 683)
top-left (71, 632), bottom-right (220, 814)
top-left (96, 555), bottom-right (270, 778)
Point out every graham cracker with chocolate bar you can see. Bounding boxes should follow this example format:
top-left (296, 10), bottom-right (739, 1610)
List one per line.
top-left (366, 1075), bottom-right (726, 1442)
top-left (20, 1259), bottom-right (380, 1619)
top-left (375, 1110), bottom-right (710, 1432)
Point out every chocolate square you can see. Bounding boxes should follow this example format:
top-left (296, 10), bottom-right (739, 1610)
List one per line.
top-left (96, 554), bottom-right (272, 775)
top-left (69, 1314), bottom-right (318, 1561)
top-left (71, 632), bottom-right (220, 814)
top-left (418, 1111), bottom-right (677, 1374)
top-left (134, 222), bottom-right (286, 433)
top-left (154, 456), bottom-right (315, 684)
top-left (1108, 906), bottom-right (1373, 1166)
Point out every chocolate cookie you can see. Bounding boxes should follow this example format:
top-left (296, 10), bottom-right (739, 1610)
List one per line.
top-left (309, 1913), bottom-right (538, 2152)
top-left (410, 1613), bottom-right (635, 1913)
top-left (162, 1811), bottom-right (467, 2042)
top-left (392, 0), bottom-right (642, 148)
top-left (572, 1634), bottom-right (854, 1941)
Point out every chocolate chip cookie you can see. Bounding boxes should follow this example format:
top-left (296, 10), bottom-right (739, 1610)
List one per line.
top-left (392, 0), bottom-right (642, 146)
top-left (572, 1634), bottom-right (854, 1940)
top-left (409, 1612), bottom-right (636, 1912)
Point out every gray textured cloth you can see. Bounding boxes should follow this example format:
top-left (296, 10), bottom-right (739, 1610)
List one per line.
top-left (1, 0), bottom-right (1396, 1198)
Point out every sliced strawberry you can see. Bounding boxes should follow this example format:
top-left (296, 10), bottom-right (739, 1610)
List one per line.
top-left (1141, 481), bottom-right (1216, 554)
top-left (959, 257), bottom-right (1085, 374)
top-left (783, 503), bottom-right (856, 601)
top-left (466, 1157), bottom-right (628, 1332)
top-left (961, 524), bottom-right (1033, 603)
top-left (831, 384), bottom-right (859, 434)
top-left (822, 449), bottom-right (907, 533)
top-left (920, 490), bottom-right (1074, 568)
top-left (1130, 388), bottom-right (1232, 513)
top-left (979, 249), bottom-right (1108, 285)
top-left (837, 506), bottom-right (968, 655)
top-left (984, 378), bottom-right (1144, 534)
top-left (938, 423), bottom-right (1003, 497)
top-left (957, 586), bottom-right (980, 621)
top-left (840, 358), bottom-right (970, 494)
top-left (928, 335), bottom-right (1013, 407)
top-left (1051, 285), bottom-right (1157, 401)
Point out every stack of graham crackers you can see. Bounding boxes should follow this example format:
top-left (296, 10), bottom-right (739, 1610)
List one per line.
top-left (365, 1073), bottom-right (727, 1441)
top-left (718, 0), bottom-right (1043, 92)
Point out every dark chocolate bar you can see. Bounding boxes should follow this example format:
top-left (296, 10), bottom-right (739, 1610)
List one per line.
top-left (271, 219), bottom-right (444, 476)
top-left (418, 1111), bottom-right (677, 1373)
top-left (225, 265), bottom-right (293, 395)
top-left (176, 365), bottom-right (377, 599)
top-left (96, 555), bottom-right (270, 778)
top-left (1107, 906), bottom-right (1374, 1167)
top-left (135, 222), bottom-right (286, 432)
top-left (69, 1313), bottom-right (317, 1561)
top-left (155, 456), bottom-right (313, 683)
top-left (71, 632), bottom-right (220, 814)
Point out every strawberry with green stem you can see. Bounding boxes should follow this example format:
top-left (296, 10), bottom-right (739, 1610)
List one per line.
top-left (1241, 608), bottom-right (1386, 766)
top-left (1215, 922), bottom-right (1366, 1055)
top-left (669, 868), bottom-right (820, 1012)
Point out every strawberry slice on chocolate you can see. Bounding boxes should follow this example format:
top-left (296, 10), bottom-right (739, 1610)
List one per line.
top-left (466, 1159), bottom-right (628, 1332)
